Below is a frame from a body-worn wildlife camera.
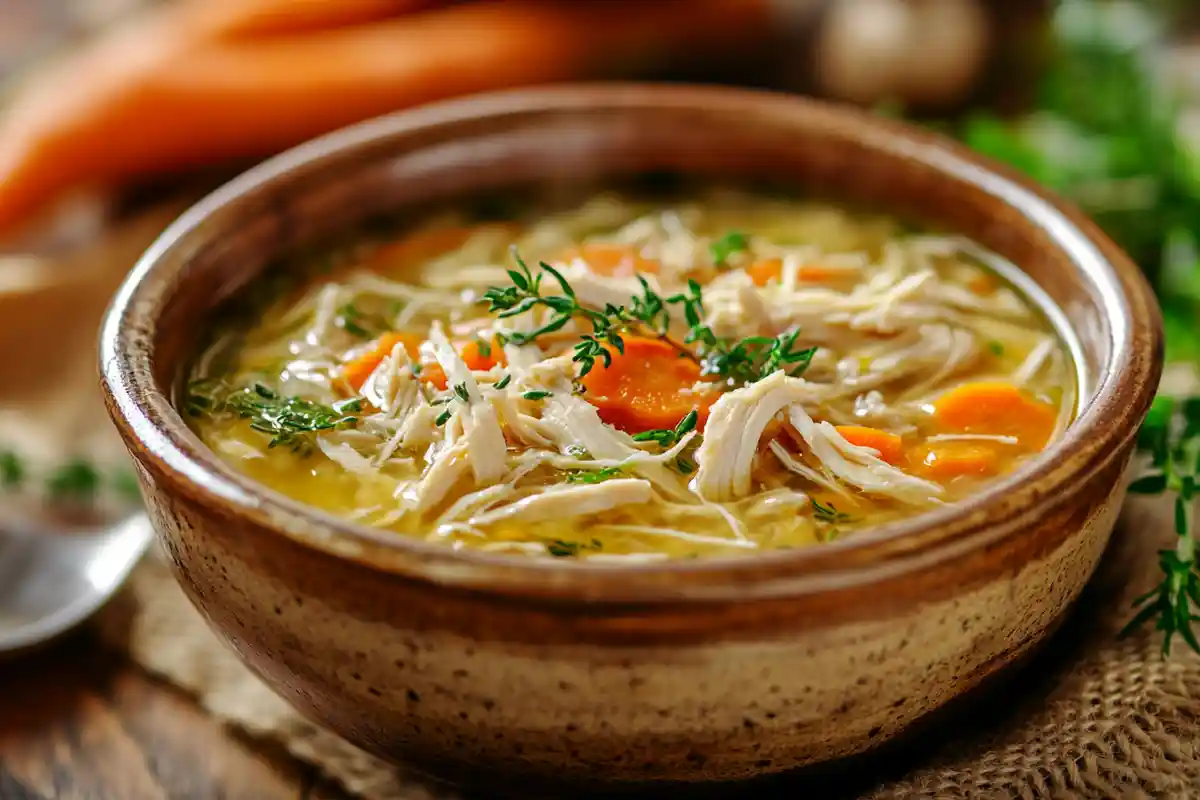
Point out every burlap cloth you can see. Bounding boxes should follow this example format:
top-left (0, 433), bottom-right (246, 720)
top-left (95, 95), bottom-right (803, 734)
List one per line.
top-left (3, 207), bottom-right (1199, 800)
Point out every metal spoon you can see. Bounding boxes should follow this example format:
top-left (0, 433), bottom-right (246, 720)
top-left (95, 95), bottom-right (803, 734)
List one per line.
top-left (0, 513), bottom-right (153, 655)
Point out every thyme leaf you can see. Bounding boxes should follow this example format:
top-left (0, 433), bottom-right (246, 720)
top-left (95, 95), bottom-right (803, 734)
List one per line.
top-left (545, 538), bottom-right (603, 557)
top-left (632, 410), bottom-right (698, 448)
top-left (811, 499), bottom-right (854, 525)
top-left (709, 230), bottom-right (749, 267)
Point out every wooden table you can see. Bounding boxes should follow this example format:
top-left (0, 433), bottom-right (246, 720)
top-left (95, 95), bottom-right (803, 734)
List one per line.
top-left (0, 631), bottom-right (350, 800)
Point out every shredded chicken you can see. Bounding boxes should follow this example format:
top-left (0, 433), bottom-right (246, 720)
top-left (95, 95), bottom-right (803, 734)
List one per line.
top-left (428, 323), bottom-right (507, 484)
top-left (785, 405), bottom-right (942, 505)
top-left (468, 479), bottom-right (653, 525)
top-left (695, 372), bottom-right (816, 501)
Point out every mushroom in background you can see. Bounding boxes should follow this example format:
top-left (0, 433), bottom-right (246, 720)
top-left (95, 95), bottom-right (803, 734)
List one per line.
top-left (813, 0), bottom-right (993, 108)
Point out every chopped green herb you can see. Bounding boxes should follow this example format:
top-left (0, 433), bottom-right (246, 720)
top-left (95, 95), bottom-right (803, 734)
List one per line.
top-left (674, 457), bottom-right (696, 475)
top-left (522, 390), bottom-right (553, 401)
top-left (811, 499), bottom-right (854, 525)
top-left (709, 230), bottom-right (749, 267)
top-left (435, 409), bottom-right (453, 426)
top-left (474, 337), bottom-right (492, 358)
top-left (545, 538), bottom-right (603, 557)
top-left (333, 398), bottom-right (364, 413)
top-left (565, 466), bottom-right (623, 484)
top-left (987, 341), bottom-right (1005, 357)
top-left (494, 374), bottom-right (512, 390)
top-left (189, 382), bottom-right (358, 453)
top-left (335, 302), bottom-right (385, 339)
top-left (453, 382), bottom-right (471, 403)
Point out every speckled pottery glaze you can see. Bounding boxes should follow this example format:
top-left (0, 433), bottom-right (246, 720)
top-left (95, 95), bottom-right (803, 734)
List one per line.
top-left (100, 85), bottom-right (1162, 787)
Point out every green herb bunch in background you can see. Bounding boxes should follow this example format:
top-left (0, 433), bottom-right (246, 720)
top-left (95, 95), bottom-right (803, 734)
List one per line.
top-left (946, 0), bottom-right (1200, 654)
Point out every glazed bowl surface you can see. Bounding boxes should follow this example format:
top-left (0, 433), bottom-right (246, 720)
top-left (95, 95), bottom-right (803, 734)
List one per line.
top-left (99, 84), bottom-right (1162, 787)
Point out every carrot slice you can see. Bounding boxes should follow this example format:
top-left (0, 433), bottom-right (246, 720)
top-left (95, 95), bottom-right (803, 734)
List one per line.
top-left (460, 335), bottom-right (507, 371)
top-left (745, 258), bottom-right (853, 287)
top-left (341, 332), bottom-right (420, 391)
top-left (931, 381), bottom-right (1058, 450)
top-left (561, 244), bottom-right (659, 278)
top-left (579, 336), bottom-right (714, 434)
top-left (967, 273), bottom-right (998, 296)
top-left (342, 332), bottom-right (506, 393)
top-left (835, 425), bottom-right (904, 464)
top-left (911, 441), bottom-right (1001, 479)
top-left (418, 363), bottom-right (448, 391)
top-left (746, 258), bottom-right (782, 287)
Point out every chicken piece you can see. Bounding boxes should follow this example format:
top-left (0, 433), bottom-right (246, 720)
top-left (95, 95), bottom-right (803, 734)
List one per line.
top-left (695, 372), bottom-right (815, 501)
top-left (785, 405), bottom-right (942, 505)
top-left (469, 479), bottom-right (653, 526)
top-left (428, 323), bottom-right (507, 484)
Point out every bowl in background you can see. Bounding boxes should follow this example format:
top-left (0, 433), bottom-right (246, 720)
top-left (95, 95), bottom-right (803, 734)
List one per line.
top-left (99, 85), bottom-right (1162, 788)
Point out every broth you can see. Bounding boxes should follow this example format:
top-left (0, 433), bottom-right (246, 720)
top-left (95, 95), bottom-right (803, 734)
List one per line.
top-left (187, 188), bottom-right (1075, 561)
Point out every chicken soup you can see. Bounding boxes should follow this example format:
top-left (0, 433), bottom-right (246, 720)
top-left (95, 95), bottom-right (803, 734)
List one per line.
top-left (186, 189), bottom-right (1075, 561)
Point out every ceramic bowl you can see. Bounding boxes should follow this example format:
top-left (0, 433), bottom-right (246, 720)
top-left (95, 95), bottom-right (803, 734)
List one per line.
top-left (100, 85), bottom-right (1162, 788)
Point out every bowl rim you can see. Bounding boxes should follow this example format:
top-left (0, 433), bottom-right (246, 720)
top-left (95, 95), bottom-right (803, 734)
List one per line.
top-left (100, 83), bottom-right (1163, 604)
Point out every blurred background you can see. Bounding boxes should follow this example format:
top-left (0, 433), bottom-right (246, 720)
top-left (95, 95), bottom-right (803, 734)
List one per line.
top-left (0, 0), bottom-right (1195, 501)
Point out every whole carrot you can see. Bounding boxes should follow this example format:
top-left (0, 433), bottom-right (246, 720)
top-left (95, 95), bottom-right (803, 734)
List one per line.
top-left (0, 0), bottom-right (772, 236)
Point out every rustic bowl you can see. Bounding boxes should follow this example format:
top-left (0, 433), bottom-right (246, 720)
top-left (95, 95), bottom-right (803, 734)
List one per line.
top-left (99, 85), bottom-right (1162, 789)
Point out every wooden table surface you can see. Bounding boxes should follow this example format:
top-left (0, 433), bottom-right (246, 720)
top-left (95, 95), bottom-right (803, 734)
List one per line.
top-left (0, 631), bottom-right (350, 800)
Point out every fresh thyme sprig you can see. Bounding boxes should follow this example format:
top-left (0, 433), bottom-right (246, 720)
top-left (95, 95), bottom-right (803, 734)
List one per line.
top-left (1122, 396), bottom-right (1200, 656)
top-left (670, 279), bottom-right (817, 385)
top-left (632, 410), bottom-right (698, 448)
top-left (482, 250), bottom-right (817, 388)
top-left (188, 381), bottom-right (358, 453)
top-left (482, 249), bottom-right (698, 377)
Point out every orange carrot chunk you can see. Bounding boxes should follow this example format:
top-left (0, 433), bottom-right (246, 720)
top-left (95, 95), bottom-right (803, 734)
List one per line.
top-left (745, 258), bottom-right (852, 287)
top-left (579, 336), bottom-right (714, 434)
top-left (560, 243), bottom-right (660, 278)
top-left (459, 335), bottom-right (507, 372)
top-left (417, 363), bottom-right (448, 391)
top-left (967, 273), bottom-right (998, 296)
top-left (746, 258), bottom-right (782, 287)
top-left (341, 332), bottom-right (421, 391)
top-left (911, 441), bottom-right (1001, 479)
top-left (340, 332), bottom-right (454, 391)
top-left (931, 381), bottom-right (1058, 450)
top-left (835, 425), bottom-right (904, 464)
